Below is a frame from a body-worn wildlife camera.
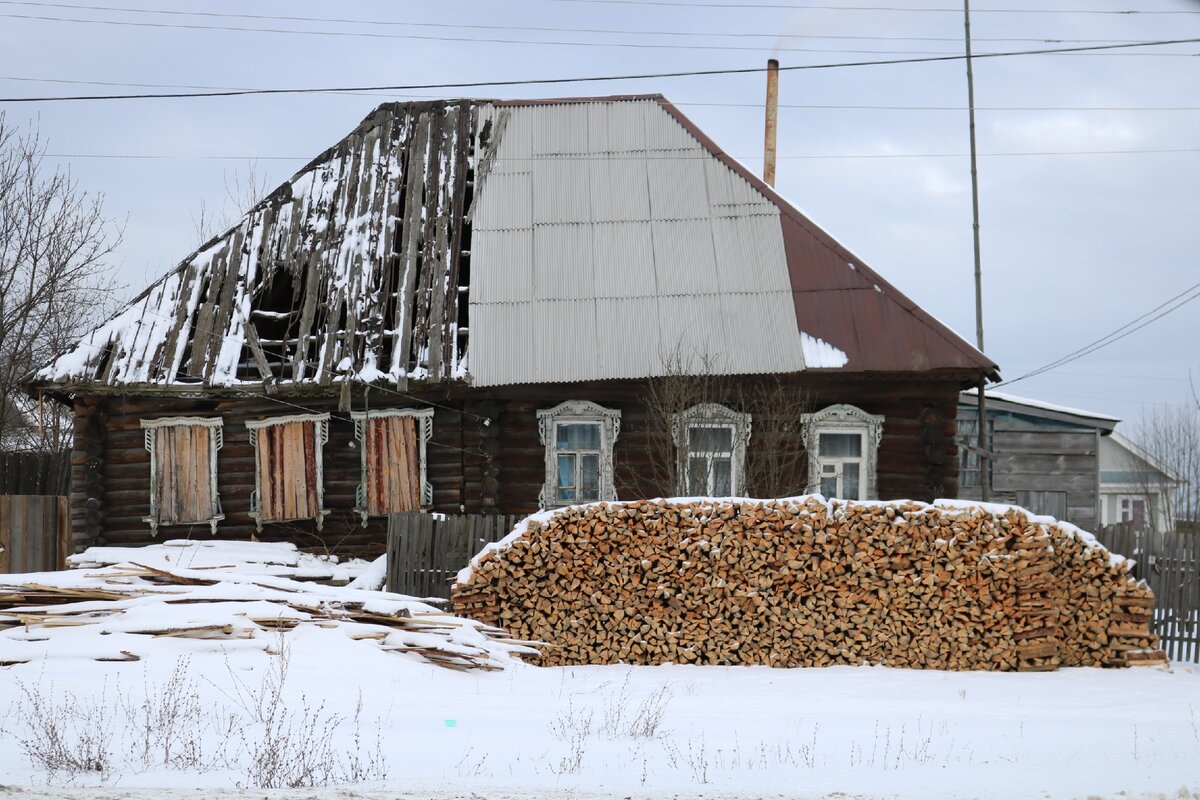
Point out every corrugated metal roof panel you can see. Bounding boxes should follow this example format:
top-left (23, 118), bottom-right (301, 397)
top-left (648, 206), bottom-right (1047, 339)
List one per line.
top-left (721, 292), bottom-right (807, 373)
top-left (532, 103), bottom-right (590, 156)
top-left (655, 294), bottom-right (730, 368)
top-left (588, 158), bottom-right (651, 223)
top-left (711, 215), bottom-right (792, 295)
top-left (532, 158), bottom-right (592, 224)
top-left (592, 222), bottom-right (656, 299)
top-left (704, 155), bottom-right (773, 210)
top-left (589, 101), bottom-right (649, 153)
top-left (650, 219), bottom-right (720, 296)
top-left (470, 229), bottom-right (532, 303)
top-left (536, 300), bottom-right (600, 383)
top-left (471, 169), bottom-right (531, 231)
top-left (533, 224), bottom-right (593, 301)
top-left (644, 106), bottom-right (699, 151)
top-left (646, 153), bottom-right (710, 220)
top-left (596, 296), bottom-right (662, 378)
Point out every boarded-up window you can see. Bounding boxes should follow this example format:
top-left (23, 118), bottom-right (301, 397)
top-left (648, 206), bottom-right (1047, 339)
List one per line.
top-left (141, 417), bottom-right (224, 536)
top-left (246, 414), bottom-right (330, 531)
top-left (352, 409), bottom-right (433, 521)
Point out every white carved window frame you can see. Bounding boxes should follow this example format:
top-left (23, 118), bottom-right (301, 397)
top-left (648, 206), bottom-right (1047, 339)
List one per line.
top-left (672, 403), bottom-right (752, 496)
top-left (537, 400), bottom-right (621, 509)
top-left (245, 412), bottom-right (330, 531)
top-left (140, 416), bottom-right (224, 537)
top-left (351, 407), bottom-right (435, 524)
top-left (801, 404), bottom-right (884, 500)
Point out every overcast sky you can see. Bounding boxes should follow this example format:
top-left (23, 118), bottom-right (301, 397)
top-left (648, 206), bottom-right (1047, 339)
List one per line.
top-left (2, 0), bottom-right (1197, 427)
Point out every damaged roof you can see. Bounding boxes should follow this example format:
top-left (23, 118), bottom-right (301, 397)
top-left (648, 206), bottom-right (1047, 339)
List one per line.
top-left (33, 95), bottom-right (998, 393)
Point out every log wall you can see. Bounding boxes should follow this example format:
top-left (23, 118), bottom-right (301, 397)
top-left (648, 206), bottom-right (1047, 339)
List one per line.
top-left (69, 373), bottom-right (966, 557)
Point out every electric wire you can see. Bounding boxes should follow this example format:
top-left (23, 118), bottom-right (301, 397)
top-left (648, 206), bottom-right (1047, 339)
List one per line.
top-left (4, 37), bottom-right (1199, 104)
top-left (996, 282), bottom-right (1200, 388)
top-left (0, 0), bottom-right (1190, 42)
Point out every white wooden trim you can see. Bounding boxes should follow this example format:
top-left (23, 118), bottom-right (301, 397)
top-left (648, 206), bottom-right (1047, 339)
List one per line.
top-left (802, 404), bottom-right (884, 500)
top-left (672, 403), bottom-right (752, 495)
top-left (139, 416), bottom-right (224, 536)
top-left (351, 408), bottom-right (435, 523)
top-left (537, 400), bottom-right (621, 509)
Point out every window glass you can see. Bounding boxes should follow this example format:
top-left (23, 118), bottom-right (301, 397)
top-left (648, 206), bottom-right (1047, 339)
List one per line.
top-left (712, 458), bottom-right (732, 495)
top-left (819, 432), bottom-right (861, 457)
top-left (820, 476), bottom-right (837, 497)
top-left (556, 454), bottom-right (576, 500)
top-left (688, 426), bottom-right (733, 453)
top-left (843, 462), bottom-right (861, 499)
top-left (557, 423), bottom-right (600, 450)
top-left (580, 454), bottom-right (600, 499)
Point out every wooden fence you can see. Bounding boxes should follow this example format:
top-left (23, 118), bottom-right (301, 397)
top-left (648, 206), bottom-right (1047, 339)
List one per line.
top-left (0, 495), bottom-right (70, 573)
top-left (0, 451), bottom-right (70, 496)
top-left (1094, 523), bottom-right (1199, 664)
top-left (386, 512), bottom-right (522, 599)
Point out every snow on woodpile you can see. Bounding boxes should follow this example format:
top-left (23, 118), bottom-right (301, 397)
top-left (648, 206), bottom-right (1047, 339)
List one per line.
top-left (0, 540), bottom-right (537, 671)
top-left (453, 497), bottom-right (1166, 670)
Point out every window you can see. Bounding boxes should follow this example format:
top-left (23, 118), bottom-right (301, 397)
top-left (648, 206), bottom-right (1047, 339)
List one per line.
top-left (674, 403), bottom-right (751, 496)
top-left (352, 408), bottom-right (434, 522)
top-left (141, 417), bottom-right (224, 536)
top-left (1118, 495), bottom-right (1147, 530)
top-left (246, 413), bottom-right (330, 531)
top-left (802, 404), bottom-right (884, 500)
top-left (537, 401), bottom-right (621, 508)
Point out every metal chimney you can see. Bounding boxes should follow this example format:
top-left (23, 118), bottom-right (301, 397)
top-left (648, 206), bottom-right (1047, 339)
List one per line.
top-left (764, 58), bottom-right (780, 187)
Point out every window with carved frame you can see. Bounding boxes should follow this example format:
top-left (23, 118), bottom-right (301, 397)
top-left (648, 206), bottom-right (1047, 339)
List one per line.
top-left (537, 401), bottom-right (621, 508)
top-left (673, 403), bottom-right (751, 496)
top-left (141, 417), bottom-right (224, 536)
top-left (351, 408), bottom-right (434, 523)
top-left (246, 413), bottom-right (330, 531)
top-left (802, 404), bottom-right (884, 501)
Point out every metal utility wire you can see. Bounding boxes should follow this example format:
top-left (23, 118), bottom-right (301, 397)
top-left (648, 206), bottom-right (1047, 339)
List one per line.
top-left (534, 0), bottom-right (1200, 13)
top-left (996, 282), bottom-right (1200, 388)
top-left (39, 148), bottom-right (1200, 161)
top-left (3, 37), bottom-right (1199, 103)
top-left (6, 9), bottom-right (1196, 56)
top-left (0, 1), bottom-right (1185, 44)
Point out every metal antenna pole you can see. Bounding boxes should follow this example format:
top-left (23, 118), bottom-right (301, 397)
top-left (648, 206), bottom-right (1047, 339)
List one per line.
top-left (964, 0), bottom-right (990, 501)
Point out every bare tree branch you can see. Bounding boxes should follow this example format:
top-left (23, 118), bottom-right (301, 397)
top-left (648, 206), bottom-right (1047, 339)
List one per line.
top-left (0, 113), bottom-right (120, 453)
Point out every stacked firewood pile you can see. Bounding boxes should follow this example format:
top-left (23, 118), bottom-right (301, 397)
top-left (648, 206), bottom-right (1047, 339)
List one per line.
top-left (453, 498), bottom-right (1166, 670)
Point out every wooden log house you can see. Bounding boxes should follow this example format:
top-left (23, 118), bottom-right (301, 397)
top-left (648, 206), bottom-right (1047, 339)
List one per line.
top-left (28, 96), bottom-right (998, 557)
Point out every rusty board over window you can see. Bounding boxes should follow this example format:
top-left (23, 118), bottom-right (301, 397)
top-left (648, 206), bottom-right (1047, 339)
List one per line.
top-left (247, 414), bottom-right (329, 530)
top-left (141, 417), bottom-right (224, 536)
top-left (353, 408), bottom-right (433, 522)
top-left (365, 416), bottom-right (420, 515)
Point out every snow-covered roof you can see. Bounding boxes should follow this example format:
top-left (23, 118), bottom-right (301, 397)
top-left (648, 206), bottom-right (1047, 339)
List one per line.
top-left (960, 388), bottom-right (1119, 431)
top-left (34, 96), bottom-right (996, 393)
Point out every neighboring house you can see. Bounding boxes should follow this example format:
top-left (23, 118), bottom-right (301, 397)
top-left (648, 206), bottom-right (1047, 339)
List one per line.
top-left (1099, 431), bottom-right (1183, 535)
top-left (28, 96), bottom-right (996, 556)
top-left (957, 390), bottom-right (1117, 530)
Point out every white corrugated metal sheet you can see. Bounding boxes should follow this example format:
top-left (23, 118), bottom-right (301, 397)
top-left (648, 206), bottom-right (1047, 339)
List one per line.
top-left (468, 98), bottom-right (817, 386)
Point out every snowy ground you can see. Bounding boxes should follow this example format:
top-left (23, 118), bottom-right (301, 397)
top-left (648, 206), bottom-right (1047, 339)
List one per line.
top-left (0, 542), bottom-right (1197, 799)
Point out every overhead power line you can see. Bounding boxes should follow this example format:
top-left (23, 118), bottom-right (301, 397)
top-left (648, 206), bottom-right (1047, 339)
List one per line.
top-left (6, 76), bottom-right (1198, 111)
top-left (3, 37), bottom-right (1198, 104)
top-left (4, 9), bottom-right (1197, 56)
top-left (534, 0), bottom-right (1200, 12)
top-left (0, 1), bottom-right (1183, 45)
top-left (40, 148), bottom-right (1200, 162)
top-left (997, 282), bottom-right (1200, 388)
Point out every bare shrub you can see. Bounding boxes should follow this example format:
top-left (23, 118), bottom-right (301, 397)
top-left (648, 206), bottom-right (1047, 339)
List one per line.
top-left (123, 656), bottom-right (212, 771)
top-left (13, 678), bottom-right (114, 779)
